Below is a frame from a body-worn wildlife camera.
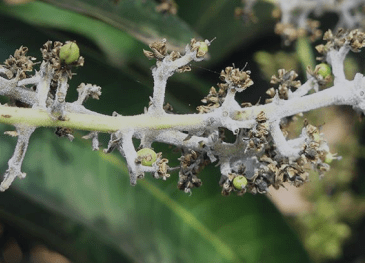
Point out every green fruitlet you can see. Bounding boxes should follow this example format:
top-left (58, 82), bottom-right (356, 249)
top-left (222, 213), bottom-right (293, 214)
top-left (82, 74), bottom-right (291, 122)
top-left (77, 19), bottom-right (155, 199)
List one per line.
top-left (232, 110), bottom-right (244, 120)
top-left (232, 110), bottom-right (250, 121)
top-left (59, 42), bottom-right (80, 64)
top-left (197, 41), bottom-right (208, 57)
top-left (233, 175), bottom-right (248, 190)
top-left (316, 63), bottom-right (331, 78)
top-left (312, 132), bottom-right (321, 143)
top-left (325, 152), bottom-right (334, 164)
top-left (198, 42), bottom-right (208, 53)
top-left (137, 148), bottom-right (157, 166)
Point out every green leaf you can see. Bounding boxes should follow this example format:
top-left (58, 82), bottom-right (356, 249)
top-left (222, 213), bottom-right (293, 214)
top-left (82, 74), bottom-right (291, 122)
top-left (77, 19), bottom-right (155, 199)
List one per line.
top-left (0, 127), bottom-right (311, 263)
top-left (0, 1), bottom-right (141, 66)
top-left (296, 37), bottom-right (316, 74)
top-left (178, 0), bottom-right (276, 64)
top-left (0, 0), bottom-right (199, 52)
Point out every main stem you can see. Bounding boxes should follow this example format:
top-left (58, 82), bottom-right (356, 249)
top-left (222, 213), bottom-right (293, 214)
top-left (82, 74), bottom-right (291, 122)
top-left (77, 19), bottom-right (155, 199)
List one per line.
top-left (0, 105), bottom-right (205, 133)
top-left (0, 76), bottom-right (361, 133)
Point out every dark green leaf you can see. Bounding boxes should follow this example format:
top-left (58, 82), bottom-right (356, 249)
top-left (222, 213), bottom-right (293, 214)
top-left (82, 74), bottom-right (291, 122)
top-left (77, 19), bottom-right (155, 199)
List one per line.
top-left (1, 0), bottom-right (199, 51)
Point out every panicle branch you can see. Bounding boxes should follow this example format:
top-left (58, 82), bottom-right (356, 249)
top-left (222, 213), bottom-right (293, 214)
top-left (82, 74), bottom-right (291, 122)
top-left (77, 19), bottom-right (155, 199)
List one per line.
top-left (0, 28), bottom-right (364, 196)
top-left (237, 0), bottom-right (365, 45)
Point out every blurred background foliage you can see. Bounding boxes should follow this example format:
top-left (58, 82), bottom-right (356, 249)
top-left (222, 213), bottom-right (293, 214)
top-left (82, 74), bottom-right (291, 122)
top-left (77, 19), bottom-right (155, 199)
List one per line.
top-left (0, 0), bottom-right (364, 262)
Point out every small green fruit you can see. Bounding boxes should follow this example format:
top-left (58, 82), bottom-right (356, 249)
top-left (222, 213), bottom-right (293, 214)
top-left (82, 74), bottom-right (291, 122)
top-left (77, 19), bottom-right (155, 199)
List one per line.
top-left (316, 63), bottom-right (331, 78)
top-left (233, 175), bottom-right (247, 190)
top-left (59, 42), bottom-right (80, 64)
top-left (198, 42), bottom-right (208, 52)
top-left (196, 41), bottom-right (208, 57)
top-left (232, 110), bottom-right (244, 120)
top-left (137, 148), bottom-right (157, 166)
top-left (232, 110), bottom-right (250, 121)
top-left (312, 132), bottom-right (321, 143)
top-left (325, 152), bottom-right (334, 164)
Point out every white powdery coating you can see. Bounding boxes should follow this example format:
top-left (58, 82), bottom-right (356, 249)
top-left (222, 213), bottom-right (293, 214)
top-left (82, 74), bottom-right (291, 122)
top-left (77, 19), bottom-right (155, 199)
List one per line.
top-left (0, 125), bottom-right (35, 191)
top-left (277, 0), bottom-right (365, 30)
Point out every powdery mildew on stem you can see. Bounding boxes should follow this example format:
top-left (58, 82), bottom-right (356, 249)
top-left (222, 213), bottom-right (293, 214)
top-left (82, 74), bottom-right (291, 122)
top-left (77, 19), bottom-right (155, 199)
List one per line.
top-left (0, 31), bottom-right (365, 196)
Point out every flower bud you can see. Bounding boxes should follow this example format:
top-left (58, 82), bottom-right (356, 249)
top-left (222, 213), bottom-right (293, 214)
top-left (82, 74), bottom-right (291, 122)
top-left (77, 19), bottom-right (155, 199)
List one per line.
top-left (59, 42), bottom-right (80, 64)
top-left (137, 148), bottom-right (157, 166)
top-left (233, 175), bottom-right (248, 190)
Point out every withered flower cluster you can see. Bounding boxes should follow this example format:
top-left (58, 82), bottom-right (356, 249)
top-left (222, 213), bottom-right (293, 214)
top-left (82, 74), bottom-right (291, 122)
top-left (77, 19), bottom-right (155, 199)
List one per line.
top-left (266, 69), bottom-right (301, 102)
top-left (143, 39), bottom-right (168, 61)
top-left (219, 66), bottom-right (254, 92)
top-left (178, 150), bottom-right (208, 193)
top-left (234, 0), bottom-right (258, 23)
top-left (274, 20), bottom-right (322, 45)
top-left (155, 157), bottom-right (170, 181)
top-left (316, 29), bottom-right (365, 59)
top-left (197, 66), bottom-right (253, 113)
top-left (155, 0), bottom-right (177, 15)
top-left (2, 46), bottom-right (35, 79)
